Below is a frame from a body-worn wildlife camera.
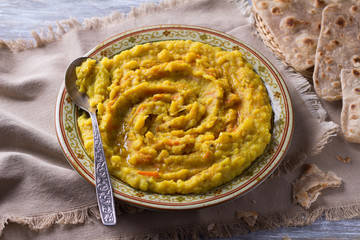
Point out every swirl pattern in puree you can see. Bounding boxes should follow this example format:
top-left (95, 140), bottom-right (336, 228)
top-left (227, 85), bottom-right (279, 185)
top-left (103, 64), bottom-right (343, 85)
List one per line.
top-left (76, 40), bottom-right (272, 194)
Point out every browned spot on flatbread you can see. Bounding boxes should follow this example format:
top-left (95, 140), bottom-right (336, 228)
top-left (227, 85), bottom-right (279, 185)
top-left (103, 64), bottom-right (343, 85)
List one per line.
top-left (303, 164), bottom-right (312, 173)
top-left (324, 40), bottom-right (340, 51)
top-left (331, 40), bottom-right (340, 45)
top-left (309, 9), bottom-right (316, 14)
top-left (335, 16), bottom-right (346, 28)
top-left (352, 69), bottom-right (360, 76)
top-left (281, 17), bottom-right (300, 30)
top-left (295, 53), bottom-right (303, 59)
top-left (332, 82), bottom-right (340, 88)
top-left (351, 104), bottom-right (357, 110)
top-left (350, 5), bottom-right (358, 14)
top-left (324, 28), bottom-right (331, 36)
top-left (324, 56), bottom-right (334, 64)
top-left (257, 1), bottom-right (268, 9)
top-left (286, 18), bottom-right (297, 27)
top-left (303, 38), bottom-right (315, 47)
top-left (314, 0), bottom-right (325, 7)
top-left (353, 57), bottom-right (360, 66)
top-left (336, 155), bottom-right (351, 163)
top-left (271, 7), bottom-right (282, 15)
top-left (349, 16), bottom-right (354, 25)
top-left (355, 88), bottom-right (360, 94)
top-left (351, 115), bottom-right (359, 120)
top-left (317, 23), bottom-right (322, 31)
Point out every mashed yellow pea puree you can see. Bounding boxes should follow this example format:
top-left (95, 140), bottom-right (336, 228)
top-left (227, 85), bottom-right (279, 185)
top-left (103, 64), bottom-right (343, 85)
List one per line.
top-left (76, 40), bottom-right (272, 194)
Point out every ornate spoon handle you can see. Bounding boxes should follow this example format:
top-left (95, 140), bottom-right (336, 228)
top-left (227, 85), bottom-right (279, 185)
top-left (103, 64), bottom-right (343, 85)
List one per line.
top-left (90, 111), bottom-right (116, 226)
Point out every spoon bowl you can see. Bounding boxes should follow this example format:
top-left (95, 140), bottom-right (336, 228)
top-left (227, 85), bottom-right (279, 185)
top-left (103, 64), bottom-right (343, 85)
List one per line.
top-left (65, 57), bottom-right (94, 112)
top-left (65, 57), bottom-right (117, 226)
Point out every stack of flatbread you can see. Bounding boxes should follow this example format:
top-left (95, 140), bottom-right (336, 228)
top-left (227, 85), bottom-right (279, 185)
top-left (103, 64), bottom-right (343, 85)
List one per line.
top-left (253, 0), bottom-right (360, 144)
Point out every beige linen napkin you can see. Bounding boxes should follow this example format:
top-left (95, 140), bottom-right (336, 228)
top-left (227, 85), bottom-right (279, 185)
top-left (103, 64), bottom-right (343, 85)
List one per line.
top-left (0, 0), bottom-right (359, 239)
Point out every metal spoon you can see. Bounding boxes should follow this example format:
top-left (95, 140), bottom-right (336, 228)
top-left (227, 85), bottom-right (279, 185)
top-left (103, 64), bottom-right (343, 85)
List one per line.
top-left (65, 57), bottom-right (116, 226)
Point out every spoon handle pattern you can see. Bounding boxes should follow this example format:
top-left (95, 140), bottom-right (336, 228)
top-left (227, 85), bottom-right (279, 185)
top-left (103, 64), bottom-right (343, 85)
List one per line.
top-left (90, 111), bottom-right (117, 226)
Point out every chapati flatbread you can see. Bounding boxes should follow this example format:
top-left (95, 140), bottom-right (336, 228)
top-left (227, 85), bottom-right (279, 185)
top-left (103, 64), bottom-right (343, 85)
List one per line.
top-left (235, 210), bottom-right (258, 227)
top-left (293, 164), bottom-right (342, 209)
top-left (313, 1), bottom-right (360, 101)
top-left (253, 0), bottom-right (344, 72)
top-left (340, 68), bottom-right (360, 143)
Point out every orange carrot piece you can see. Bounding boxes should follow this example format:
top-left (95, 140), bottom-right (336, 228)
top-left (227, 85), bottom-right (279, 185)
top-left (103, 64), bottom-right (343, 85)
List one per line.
top-left (152, 94), bottom-right (166, 101)
top-left (136, 106), bottom-right (146, 114)
top-left (203, 151), bottom-right (211, 159)
top-left (137, 171), bottom-right (160, 178)
top-left (166, 140), bottom-right (180, 146)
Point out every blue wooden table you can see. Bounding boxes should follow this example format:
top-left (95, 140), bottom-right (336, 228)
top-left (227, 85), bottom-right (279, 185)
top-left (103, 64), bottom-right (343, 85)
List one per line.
top-left (1, 0), bottom-right (360, 239)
